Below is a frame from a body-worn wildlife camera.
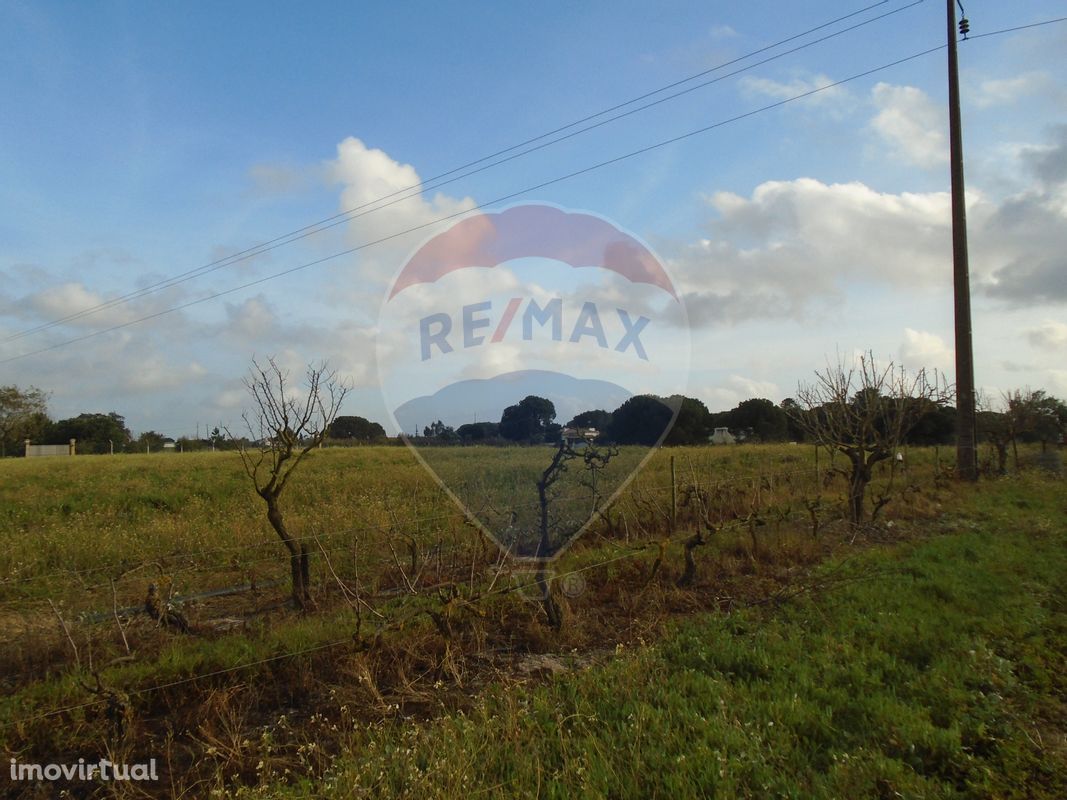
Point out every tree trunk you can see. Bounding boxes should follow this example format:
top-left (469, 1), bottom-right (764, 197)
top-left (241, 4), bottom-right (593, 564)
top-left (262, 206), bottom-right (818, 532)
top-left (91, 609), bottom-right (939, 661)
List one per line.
top-left (266, 495), bottom-right (311, 610)
top-left (846, 452), bottom-right (871, 527)
top-left (300, 544), bottom-right (311, 602)
top-left (535, 480), bottom-right (562, 628)
top-left (994, 441), bottom-right (1007, 475)
top-left (536, 569), bottom-right (563, 631)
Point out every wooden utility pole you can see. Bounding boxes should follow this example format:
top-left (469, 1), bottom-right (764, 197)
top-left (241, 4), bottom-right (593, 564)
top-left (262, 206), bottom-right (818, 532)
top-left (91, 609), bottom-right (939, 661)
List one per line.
top-left (947, 0), bottom-right (977, 481)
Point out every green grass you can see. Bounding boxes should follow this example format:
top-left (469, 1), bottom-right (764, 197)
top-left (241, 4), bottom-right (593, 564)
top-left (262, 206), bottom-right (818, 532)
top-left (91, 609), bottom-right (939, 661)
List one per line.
top-left (256, 474), bottom-right (1067, 800)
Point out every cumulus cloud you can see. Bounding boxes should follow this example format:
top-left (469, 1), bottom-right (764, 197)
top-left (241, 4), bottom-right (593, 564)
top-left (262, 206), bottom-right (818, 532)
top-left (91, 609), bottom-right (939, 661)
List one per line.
top-left (326, 137), bottom-right (476, 286)
top-left (979, 131), bottom-right (1067, 304)
top-left (673, 177), bottom-right (954, 327)
top-left (899, 328), bottom-right (953, 371)
top-left (671, 126), bottom-right (1067, 324)
top-left (869, 83), bottom-right (947, 169)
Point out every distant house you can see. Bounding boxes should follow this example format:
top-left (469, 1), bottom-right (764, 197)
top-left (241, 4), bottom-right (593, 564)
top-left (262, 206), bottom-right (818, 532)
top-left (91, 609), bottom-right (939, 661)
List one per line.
top-left (709, 427), bottom-right (735, 445)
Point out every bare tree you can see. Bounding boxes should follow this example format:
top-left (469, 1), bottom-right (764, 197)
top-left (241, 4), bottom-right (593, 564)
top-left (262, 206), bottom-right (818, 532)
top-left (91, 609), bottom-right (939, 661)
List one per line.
top-left (231, 357), bottom-right (349, 610)
top-left (534, 437), bottom-right (617, 629)
top-left (788, 353), bottom-right (949, 527)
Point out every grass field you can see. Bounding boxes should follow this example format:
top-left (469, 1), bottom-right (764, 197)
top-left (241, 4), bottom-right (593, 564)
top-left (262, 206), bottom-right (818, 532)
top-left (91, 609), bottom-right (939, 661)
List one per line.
top-left (0, 443), bottom-right (945, 601)
top-left (0, 444), bottom-right (1061, 798)
top-left (276, 474), bottom-right (1067, 799)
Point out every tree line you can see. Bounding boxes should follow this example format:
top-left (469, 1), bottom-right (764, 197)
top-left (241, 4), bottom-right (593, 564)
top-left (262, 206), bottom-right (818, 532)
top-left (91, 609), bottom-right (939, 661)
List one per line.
top-left (3, 381), bottom-right (1064, 457)
top-left (415, 391), bottom-right (977, 448)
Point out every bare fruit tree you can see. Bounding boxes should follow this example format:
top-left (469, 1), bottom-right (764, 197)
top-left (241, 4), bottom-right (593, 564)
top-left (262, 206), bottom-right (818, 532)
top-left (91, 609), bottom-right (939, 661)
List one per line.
top-left (232, 357), bottom-right (349, 610)
top-left (788, 352), bottom-right (949, 527)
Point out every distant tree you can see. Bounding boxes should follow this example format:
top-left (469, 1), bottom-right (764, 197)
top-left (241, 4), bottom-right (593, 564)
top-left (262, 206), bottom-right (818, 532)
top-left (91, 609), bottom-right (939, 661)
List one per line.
top-left (329, 415), bottom-right (386, 442)
top-left (209, 426), bottom-right (229, 450)
top-left (780, 398), bottom-right (807, 441)
top-left (231, 357), bottom-right (349, 611)
top-left (499, 395), bottom-right (556, 443)
top-left (664, 396), bottom-right (713, 445)
top-left (1010, 390), bottom-right (1067, 450)
top-left (457, 421), bottom-right (500, 442)
top-left (608, 395), bottom-right (673, 445)
top-left (0, 385), bottom-right (50, 457)
top-left (726, 398), bottom-right (789, 442)
top-left (905, 400), bottom-right (956, 446)
top-left (135, 431), bottom-right (167, 452)
top-left (422, 419), bottom-right (458, 441)
top-left (48, 412), bottom-right (131, 454)
top-left (987, 389), bottom-right (1067, 470)
top-left (788, 353), bottom-right (949, 526)
top-left (567, 409), bottom-right (613, 433)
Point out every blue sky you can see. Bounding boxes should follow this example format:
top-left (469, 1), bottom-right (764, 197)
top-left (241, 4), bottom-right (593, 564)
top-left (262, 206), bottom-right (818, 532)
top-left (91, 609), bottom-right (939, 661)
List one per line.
top-left (1, 1), bottom-right (1065, 437)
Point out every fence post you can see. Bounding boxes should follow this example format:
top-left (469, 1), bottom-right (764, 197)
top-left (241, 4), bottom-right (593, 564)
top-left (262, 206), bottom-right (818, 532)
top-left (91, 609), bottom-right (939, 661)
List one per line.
top-left (69, 439), bottom-right (76, 456)
top-left (670, 455), bottom-right (677, 532)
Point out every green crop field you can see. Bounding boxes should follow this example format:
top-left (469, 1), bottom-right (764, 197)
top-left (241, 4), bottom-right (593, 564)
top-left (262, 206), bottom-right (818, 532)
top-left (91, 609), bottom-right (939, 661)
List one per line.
top-left (0, 444), bottom-right (1062, 799)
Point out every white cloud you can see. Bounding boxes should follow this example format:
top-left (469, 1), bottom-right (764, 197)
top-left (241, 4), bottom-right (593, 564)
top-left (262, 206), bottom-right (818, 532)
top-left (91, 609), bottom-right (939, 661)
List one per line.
top-left (224, 295), bottom-right (278, 340)
top-left (740, 72), bottom-right (846, 108)
top-left (1025, 320), bottom-right (1067, 351)
top-left (869, 83), bottom-right (947, 169)
top-left (701, 375), bottom-right (780, 412)
top-left (122, 358), bottom-right (207, 392)
top-left (326, 137), bottom-right (476, 287)
top-left (899, 328), bottom-right (953, 371)
top-left (675, 177), bottom-right (955, 327)
top-left (24, 282), bottom-right (140, 329)
top-left (973, 71), bottom-right (1050, 109)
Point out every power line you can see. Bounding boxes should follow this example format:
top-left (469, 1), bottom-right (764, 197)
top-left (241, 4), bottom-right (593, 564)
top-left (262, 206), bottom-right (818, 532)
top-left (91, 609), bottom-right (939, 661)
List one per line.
top-left (0, 42), bottom-right (948, 367)
top-left (1, 1), bottom-right (911, 345)
top-left (967, 15), bottom-right (1067, 39)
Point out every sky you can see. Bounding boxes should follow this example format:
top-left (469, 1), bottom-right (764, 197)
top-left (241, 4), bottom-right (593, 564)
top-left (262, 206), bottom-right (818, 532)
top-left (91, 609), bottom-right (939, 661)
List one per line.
top-left (1, 0), bottom-right (1065, 438)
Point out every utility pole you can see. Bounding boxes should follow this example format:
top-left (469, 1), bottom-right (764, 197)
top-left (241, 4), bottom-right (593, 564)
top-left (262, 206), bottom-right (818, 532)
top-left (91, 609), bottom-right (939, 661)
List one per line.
top-left (947, 0), bottom-right (977, 481)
